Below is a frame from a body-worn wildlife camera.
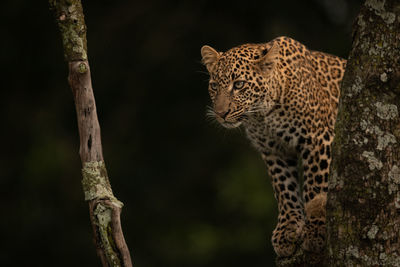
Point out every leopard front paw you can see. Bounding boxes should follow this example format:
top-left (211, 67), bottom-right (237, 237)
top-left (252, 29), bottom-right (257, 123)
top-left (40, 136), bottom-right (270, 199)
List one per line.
top-left (301, 216), bottom-right (326, 253)
top-left (272, 221), bottom-right (304, 257)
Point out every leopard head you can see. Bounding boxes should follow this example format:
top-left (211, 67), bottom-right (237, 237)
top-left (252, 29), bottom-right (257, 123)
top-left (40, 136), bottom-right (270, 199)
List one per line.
top-left (201, 42), bottom-right (281, 128)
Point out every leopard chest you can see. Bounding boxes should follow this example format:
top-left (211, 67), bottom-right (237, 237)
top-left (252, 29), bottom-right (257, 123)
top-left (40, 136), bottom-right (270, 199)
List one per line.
top-left (243, 111), bottom-right (310, 157)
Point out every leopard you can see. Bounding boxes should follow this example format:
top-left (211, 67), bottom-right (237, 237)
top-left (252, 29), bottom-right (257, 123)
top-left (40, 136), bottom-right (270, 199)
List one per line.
top-left (200, 36), bottom-right (346, 257)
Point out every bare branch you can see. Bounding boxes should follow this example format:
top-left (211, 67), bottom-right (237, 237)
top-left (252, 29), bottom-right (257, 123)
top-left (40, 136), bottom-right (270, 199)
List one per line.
top-left (49, 1), bottom-right (133, 266)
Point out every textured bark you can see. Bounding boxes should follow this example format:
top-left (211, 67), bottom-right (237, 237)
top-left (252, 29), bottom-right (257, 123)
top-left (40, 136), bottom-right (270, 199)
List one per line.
top-left (327, 0), bottom-right (400, 266)
top-left (49, 1), bottom-right (133, 266)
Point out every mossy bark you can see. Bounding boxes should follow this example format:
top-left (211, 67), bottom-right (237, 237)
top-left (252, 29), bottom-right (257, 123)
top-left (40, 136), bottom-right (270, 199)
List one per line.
top-left (327, 0), bottom-right (400, 266)
top-left (49, 0), bottom-right (87, 61)
top-left (49, 1), bottom-right (132, 266)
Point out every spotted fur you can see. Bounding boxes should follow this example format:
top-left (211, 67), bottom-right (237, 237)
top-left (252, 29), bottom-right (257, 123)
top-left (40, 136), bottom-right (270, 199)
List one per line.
top-left (201, 36), bottom-right (346, 256)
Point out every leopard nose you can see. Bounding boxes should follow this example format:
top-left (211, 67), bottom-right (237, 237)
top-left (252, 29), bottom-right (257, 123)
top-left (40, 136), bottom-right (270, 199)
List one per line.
top-left (216, 109), bottom-right (230, 119)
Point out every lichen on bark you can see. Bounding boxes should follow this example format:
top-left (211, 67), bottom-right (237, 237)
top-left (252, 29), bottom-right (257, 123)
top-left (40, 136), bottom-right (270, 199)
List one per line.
top-left (49, 0), bottom-right (87, 61)
top-left (94, 203), bottom-right (122, 267)
top-left (81, 161), bottom-right (123, 208)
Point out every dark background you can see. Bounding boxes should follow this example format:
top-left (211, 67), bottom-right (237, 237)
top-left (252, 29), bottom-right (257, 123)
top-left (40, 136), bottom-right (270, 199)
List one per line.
top-left (2, 0), bottom-right (361, 266)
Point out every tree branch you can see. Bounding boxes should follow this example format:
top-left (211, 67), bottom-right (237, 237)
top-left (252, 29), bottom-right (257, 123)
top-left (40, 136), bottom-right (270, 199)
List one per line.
top-left (49, 1), bottom-right (133, 266)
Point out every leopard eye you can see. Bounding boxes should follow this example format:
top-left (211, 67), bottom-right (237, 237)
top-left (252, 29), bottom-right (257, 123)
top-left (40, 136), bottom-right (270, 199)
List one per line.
top-left (210, 82), bottom-right (218, 91)
top-left (233, 81), bottom-right (245, 90)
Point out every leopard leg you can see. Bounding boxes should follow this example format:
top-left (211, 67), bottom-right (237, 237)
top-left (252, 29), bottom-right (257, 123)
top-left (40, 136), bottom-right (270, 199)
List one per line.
top-left (300, 136), bottom-right (331, 252)
top-left (262, 153), bottom-right (304, 257)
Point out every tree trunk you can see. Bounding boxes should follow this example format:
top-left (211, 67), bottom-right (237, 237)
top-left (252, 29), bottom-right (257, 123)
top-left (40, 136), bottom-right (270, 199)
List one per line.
top-left (49, 1), bottom-right (133, 266)
top-left (327, 0), bottom-right (400, 265)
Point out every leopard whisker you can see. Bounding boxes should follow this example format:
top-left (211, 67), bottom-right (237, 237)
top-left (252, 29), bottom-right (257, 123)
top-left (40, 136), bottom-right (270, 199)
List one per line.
top-left (205, 106), bottom-right (216, 118)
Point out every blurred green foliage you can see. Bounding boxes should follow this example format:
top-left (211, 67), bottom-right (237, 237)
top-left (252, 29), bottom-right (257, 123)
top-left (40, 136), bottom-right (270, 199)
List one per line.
top-left (1, 0), bottom-right (361, 266)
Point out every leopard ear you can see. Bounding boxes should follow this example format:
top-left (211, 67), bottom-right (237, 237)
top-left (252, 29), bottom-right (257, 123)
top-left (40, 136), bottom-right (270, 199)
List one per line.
top-left (256, 42), bottom-right (280, 72)
top-left (201, 45), bottom-right (220, 72)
